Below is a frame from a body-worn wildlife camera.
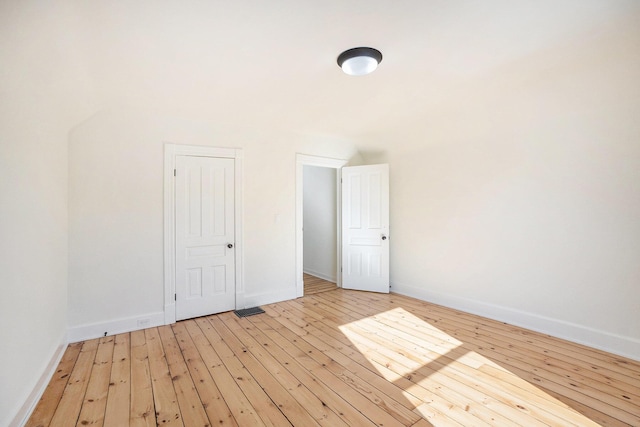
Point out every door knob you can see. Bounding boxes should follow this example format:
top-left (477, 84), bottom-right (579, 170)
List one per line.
top-left (381, 235), bottom-right (387, 240)
top-left (227, 243), bottom-right (233, 249)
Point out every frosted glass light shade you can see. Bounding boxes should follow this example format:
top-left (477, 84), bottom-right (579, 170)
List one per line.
top-left (341, 56), bottom-right (379, 76)
top-left (337, 47), bottom-right (383, 76)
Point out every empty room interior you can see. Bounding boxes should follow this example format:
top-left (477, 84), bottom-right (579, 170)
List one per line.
top-left (2, 1), bottom-right (639, 426)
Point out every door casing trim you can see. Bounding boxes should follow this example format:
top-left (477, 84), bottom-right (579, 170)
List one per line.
top-left (164, 143), bottom-right (244, 324)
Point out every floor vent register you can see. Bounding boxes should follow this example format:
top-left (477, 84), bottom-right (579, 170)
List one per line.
top-left (234, 307), bottom-right (265, 318)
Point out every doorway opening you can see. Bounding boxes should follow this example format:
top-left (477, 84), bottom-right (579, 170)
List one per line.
top-left (304, 273), bottom-right (338, 295)
top-left (295, 154), bottom-right (347, 298)
top-left (303, 165), bottom-right (339, 295)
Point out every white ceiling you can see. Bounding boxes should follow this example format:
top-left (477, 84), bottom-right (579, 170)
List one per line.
top-left (5, 0), bottom-right (639, 144)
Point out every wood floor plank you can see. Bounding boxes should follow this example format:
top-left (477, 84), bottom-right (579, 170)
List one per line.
top-left (27, 284), bottom-right (640, 427)
top-left (264, 300), bottom-right (490, 425)
top-left (296, 294), bottom-right (596, 427)
top-left (195, 317), bottom-right (292, 427)
top-left (251, 311), bottom-right (384, 426)
top-left (157, 325), bottom-right (210, 427)
top-left (258, 302), bottom-right (469, 426)
top-left (212, 313), bottom-right (324, 427)
top-left (273, 300), bottom-right (505, 427)
top-left (336, 290), bottom-right (640, 426)
top-left (129, 330), bottom-right (155, 427)
top-left (103, 333), bottom-right (131, 427)
top-left (313, 294), bottom-right (593, 427)
top-left (241, 313), bottom-right (379, 427)
top-left (26, 342), bottom-right (83, 427)
top-left (219, 312), bottom-right (350, 427)
top-left (320, 292), bottom-right (620, 425)
top-left (49, 339), bottom-right (99, 427)
top-left (259, 304), bottom-right (428, 427)
top-left (478, 364), bottom-right (616, 427)
top-left (145, 327), bottom-right (184, 427)
top-left (370, 309), bottom-right (601, 424)
top-left (75, 336), bottom-right (115, 427)
top-left (183, 319), bottom-right (265, 426)
top-left (266, 302), bottom-right (423, 426)
top-left (410, 417), bottom-right (437, 427)
top-left (171, 321), bottom-right (238, 426)
top-left (330, 290), bottom-right (640, 426)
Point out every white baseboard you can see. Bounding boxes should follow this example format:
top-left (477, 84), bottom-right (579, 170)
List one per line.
top-left (10, 334), bottom-right (68, 427)
top-left (391, 281), bottom-right (640, 362)
top-left (303, 268), bottom-right (336, 283)
top-left (241, 287), bottom-right (297, 310)
top-left (67, 311), bottom-right (165, 343)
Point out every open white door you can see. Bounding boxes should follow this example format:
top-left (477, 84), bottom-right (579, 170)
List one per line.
top-left (175, 155), bottom-right (236, 320)
top-left (341, 164), bottom-right (389, 293)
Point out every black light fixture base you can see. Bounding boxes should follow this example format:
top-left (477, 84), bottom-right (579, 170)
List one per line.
top-left (337, 47), bottom-right (383, 68)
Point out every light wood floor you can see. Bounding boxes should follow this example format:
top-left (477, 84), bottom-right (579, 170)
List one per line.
top-left (304, 273), bottom-right (338, 295)
top-left (28, 289), bottom-right (639, 427)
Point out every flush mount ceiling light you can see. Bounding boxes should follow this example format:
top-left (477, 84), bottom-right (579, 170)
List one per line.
top-left (337, 47), bottom-right (383, 76)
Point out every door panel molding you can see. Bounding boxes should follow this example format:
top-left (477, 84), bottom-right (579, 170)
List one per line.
top-left (341, 164), bottom-right (390, 293)
top-left (164, 144), bottom-right (243, 324)
top-left (175, 155), bottom-right (235, 320)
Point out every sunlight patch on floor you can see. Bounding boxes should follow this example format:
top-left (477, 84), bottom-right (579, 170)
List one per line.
top-left (339, 307), bottom-right (602, 427)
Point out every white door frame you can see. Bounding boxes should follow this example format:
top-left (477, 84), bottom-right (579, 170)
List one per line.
top-left (295, 154), bottom-right (348, 297)
top-left (164, 143), bottom-right (244, 324)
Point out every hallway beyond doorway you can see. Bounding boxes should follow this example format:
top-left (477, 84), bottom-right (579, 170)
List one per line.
top-left (304, 273), bottom-right (338, 295)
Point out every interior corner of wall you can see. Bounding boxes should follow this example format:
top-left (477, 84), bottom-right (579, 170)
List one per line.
top-left (9, 335), bottom-right (68, 427)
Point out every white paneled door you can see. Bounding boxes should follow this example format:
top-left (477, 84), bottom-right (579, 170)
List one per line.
top-left (341, 164), bottom-right (390, 293)
top-left (175, 155), bottom-right (235, 320)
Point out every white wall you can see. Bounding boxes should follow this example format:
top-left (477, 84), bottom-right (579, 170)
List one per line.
top-left (0, 109), bottom-right (70, 427)
top-left (303, 166), bottom-right (337, 282)
top-left (67, 109), bottom-right (359, 336)
top-left (371, 14), bottom-right (640, 359)
top-left (0, 2), bottom-right (95, 424)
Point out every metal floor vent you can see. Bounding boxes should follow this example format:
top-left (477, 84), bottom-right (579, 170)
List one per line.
top-left (234, 307), bottom-right (265, 318)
